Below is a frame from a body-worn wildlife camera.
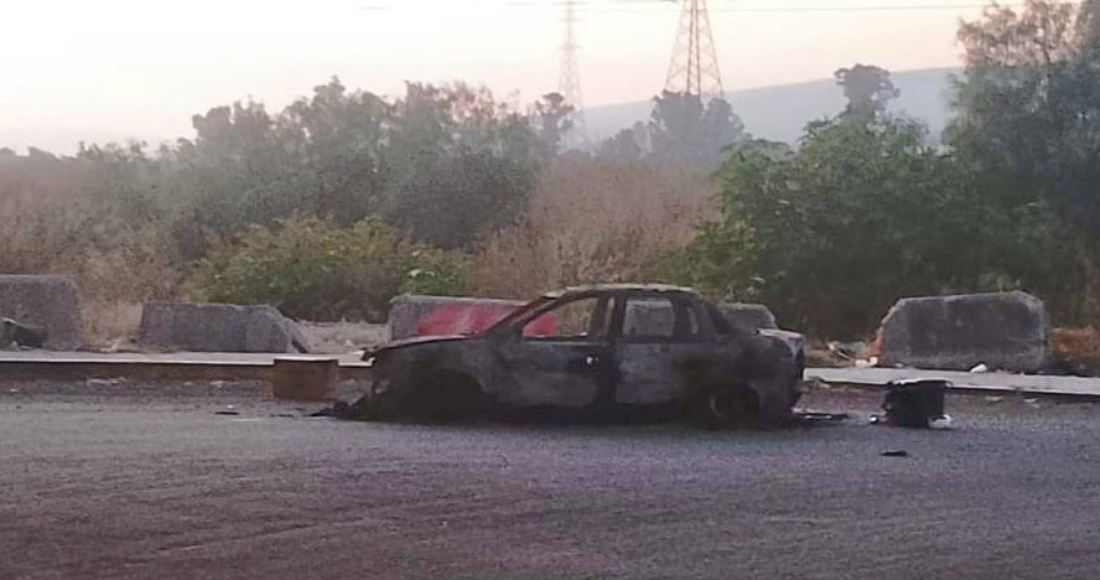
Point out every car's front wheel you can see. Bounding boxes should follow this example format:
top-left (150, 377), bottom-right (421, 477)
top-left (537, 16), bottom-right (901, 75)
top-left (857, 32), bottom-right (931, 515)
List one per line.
top-left (691, 384), bottom-right (760, 428)
top-left (405, 371), bottom-right (483, 423)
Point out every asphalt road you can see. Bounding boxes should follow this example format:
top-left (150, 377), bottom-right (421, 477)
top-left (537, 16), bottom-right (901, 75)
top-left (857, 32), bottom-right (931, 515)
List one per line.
top-left (2, 381), bottom-right (1099, 580)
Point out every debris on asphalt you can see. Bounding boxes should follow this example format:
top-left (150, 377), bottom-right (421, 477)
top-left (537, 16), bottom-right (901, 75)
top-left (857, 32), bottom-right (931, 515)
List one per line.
top-left (855, 357), bottom-right (879, 368)
top-left (214, 410), bottom-right (241, 416)
top-left (929, 414), bottom-right (954, 430)
top-left (827, 341), bottom-right (865, 361)
top-left (796, 411), bottom-right (851, 422)
top-left (970, 363), bottom-right (990, 373)
top-left (882, 450), bottom-right (910, 458)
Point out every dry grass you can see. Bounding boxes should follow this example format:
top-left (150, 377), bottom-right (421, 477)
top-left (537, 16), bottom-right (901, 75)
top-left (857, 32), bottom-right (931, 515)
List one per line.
top-left (0, 153), bottom-right (179, 349)
top-left (467, 156), bottom-right (714, 298)
top-left (301, 321), bottom-right (390, 354)
top-left (2, 152), bottom-right (716, 346)
top-left (81, 300), bottom-right (144, 350)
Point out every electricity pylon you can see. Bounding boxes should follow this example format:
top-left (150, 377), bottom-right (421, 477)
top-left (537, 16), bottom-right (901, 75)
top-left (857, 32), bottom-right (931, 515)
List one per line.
top-left (559, 0), bottom-right (589, 148)
top-left (664, 0), bottom-right (724, 98)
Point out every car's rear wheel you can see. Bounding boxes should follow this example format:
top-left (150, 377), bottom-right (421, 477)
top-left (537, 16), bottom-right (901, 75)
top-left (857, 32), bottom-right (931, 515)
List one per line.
top-left (406, 372), bottom-right (483, 423)
top-left (692, 384), bottom-right (760, 428)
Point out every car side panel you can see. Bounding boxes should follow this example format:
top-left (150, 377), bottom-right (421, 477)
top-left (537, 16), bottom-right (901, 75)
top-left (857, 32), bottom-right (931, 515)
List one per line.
top-left (373, 339), bottom-right (491, 390)
top-left (614, 343), bottom-right (722, 405)
top-left (491, 340), bottom-right (608, 408)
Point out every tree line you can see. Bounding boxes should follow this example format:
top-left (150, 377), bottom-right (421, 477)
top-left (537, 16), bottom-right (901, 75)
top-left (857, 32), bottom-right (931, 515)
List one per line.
top-left (2, 0), bottom-right (1097, 338)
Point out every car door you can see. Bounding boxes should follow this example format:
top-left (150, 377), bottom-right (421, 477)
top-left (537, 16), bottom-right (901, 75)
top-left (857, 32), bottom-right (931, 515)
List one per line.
top-left (613, 294), bottom-right (715, 406)
top-left (492, 295), bottom-right (616, 409)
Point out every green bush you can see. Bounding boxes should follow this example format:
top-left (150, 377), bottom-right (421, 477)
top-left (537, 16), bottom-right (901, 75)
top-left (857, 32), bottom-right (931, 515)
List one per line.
top-left (669, 118), bottom-right (1038, 339)
top-left (188, 214), bottom-right (466, 321)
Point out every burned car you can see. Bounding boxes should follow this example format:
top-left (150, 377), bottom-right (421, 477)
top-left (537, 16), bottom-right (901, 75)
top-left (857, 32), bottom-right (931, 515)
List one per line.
top-left (352, 285), bottom-right (805, 426)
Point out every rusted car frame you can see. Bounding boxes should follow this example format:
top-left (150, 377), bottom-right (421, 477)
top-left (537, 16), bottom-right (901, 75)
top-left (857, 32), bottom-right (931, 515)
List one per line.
top-left (354, 285), bottom-right (805, 426)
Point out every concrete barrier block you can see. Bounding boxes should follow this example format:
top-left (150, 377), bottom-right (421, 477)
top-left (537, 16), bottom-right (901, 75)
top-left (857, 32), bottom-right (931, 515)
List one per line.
top-left (879, 291), bottom-right (1048, 372)
top-left (244, 305), bottom-right (311, 353)
top-left (139, 303), bottom-right (311, 353)
top-left (0, 275), bottom-right (81, 350)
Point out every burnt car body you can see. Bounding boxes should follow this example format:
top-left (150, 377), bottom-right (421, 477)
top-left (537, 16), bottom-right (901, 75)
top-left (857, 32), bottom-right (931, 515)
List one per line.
top-left (354, 285), bottom-right (805, 426)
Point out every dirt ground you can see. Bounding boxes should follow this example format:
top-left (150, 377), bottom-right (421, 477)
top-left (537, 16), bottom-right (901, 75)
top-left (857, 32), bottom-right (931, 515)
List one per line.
top-left (2, 382), bottom-right (1099, 580)
top-left (301, 321), bottom-right (389, 354)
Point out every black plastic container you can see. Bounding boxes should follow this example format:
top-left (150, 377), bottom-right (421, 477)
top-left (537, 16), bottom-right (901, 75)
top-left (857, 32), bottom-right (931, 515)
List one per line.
top-left (883, 379), bottom-right (949, 428)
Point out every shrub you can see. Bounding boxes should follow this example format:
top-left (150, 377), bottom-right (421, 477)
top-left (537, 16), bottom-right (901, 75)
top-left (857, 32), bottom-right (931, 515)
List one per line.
top-left (671, 118), bottom-right (1040, 339)
top-left (188, 214), bottom-right (466, 321)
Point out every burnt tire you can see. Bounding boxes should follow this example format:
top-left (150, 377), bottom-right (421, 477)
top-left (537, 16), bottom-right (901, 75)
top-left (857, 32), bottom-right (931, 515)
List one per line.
top-left (691, 384), bottom-right (760, 429)
top-left (405, 372), bottom-right (483, 423)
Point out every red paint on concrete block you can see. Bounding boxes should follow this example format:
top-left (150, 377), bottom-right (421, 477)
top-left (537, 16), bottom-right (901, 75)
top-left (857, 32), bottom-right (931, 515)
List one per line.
top-left (415, 303), bottom-right (556, 337)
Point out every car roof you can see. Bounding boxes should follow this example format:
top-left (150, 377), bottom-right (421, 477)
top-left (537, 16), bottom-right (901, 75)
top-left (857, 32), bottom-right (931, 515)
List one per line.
top-left (542, 284), bottom-right (700, 300)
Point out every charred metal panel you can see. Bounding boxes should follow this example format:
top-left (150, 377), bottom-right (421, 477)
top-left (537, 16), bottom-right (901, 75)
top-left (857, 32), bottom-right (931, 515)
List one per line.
top-left (492, 340), bottom-right (607, 408)
top-left (616, 344), bottom-right (716, 405)
top-left (375, 338), bottom-right (490, 388)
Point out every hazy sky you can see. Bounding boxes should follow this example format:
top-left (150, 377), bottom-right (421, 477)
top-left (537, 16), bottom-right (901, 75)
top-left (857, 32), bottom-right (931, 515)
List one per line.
top-left (1, 0), bottom-right (993, 154)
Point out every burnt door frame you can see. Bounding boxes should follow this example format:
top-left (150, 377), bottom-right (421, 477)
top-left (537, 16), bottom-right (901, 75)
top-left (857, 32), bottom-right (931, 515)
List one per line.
top-left (609, 292), bottom-right (717, 408)
top-left (490, 294), bottom-right (617, 411)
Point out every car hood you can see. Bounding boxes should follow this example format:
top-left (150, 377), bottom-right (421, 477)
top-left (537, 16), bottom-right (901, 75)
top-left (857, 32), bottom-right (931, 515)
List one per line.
top-left (759, 329), bottom-right (806, 358)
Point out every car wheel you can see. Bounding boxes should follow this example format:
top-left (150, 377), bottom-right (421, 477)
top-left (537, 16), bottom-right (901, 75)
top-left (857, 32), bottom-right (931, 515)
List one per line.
top-left (408, 372), bottom-right (482, 423)
top-left (693, 384), bottom-right (759, 428)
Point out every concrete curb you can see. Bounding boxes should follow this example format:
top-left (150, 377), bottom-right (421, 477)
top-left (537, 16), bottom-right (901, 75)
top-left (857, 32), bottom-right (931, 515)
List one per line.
top-left (807, 367), bottom-right (1100, 399)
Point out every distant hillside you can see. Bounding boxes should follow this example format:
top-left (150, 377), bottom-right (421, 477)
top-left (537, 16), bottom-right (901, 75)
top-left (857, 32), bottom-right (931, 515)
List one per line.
top-left (586, 67), bottom-right (959, 146)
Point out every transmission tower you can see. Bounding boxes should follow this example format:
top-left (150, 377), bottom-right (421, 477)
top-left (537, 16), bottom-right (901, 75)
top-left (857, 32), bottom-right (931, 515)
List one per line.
top-left (559, 0), bottom-right (589, 148)
top-left (664, 0), bottom-right (724, 98)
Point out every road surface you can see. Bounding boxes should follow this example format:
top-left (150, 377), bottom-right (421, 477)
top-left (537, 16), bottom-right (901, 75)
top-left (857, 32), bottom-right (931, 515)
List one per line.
top-left (2, 381), bottom-right (1099, 579)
